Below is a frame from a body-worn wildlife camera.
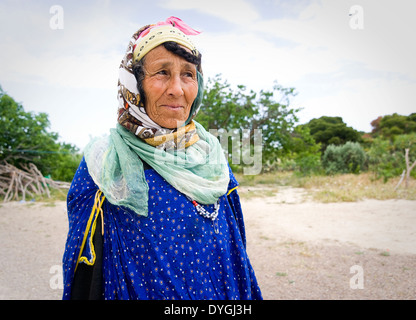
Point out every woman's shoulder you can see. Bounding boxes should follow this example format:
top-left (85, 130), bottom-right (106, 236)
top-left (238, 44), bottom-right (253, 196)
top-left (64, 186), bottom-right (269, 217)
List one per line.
top-left (67, 157), bottom-right (99, 207)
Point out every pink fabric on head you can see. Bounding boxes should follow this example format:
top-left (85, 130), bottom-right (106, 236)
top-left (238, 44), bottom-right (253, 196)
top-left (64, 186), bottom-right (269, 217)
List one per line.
top-left (139, 16), bottom-right (200, 38)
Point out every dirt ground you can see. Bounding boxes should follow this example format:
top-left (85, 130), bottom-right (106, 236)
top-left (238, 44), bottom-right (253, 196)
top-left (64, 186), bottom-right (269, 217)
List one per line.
top-left (241, 186), bottom-right (416, 299)
top-left (0, 187), bottom-right (415, 300)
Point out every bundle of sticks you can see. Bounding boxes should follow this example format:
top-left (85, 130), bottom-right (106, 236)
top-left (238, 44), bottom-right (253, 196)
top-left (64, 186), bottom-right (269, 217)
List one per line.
top-left (0, 162), bottom-right (70, 202)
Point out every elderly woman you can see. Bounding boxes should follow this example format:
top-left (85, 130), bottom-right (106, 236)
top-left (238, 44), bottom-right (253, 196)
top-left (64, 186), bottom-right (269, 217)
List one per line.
top-left (62, 17), bottom-right (262, 300)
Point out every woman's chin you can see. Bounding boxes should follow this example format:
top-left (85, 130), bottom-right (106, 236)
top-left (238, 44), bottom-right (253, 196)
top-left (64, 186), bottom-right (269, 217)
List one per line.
top-left (156, 117), bottom-right (187, 129)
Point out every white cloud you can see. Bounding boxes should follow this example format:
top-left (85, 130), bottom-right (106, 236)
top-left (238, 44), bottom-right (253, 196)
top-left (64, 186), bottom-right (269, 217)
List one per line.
top-left (1, 44), bottom-right (120, 90)
top-left (164, 0), bottom-right (416, 81)
top-left (0, 1), bottom-right (127, 90)
top-left (161, 0), bottom-right (260, 25)
top-left (195, 31), bottom-right (341, 91)
top-left (253, 0), bottom-right (416, 79)
top-left (183, 0), bottom-right (416, 133)
top-left (296, 76), bottom-right (416, 131)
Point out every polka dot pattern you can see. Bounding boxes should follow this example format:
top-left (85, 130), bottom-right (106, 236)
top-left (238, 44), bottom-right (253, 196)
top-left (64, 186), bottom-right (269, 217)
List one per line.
top-left (63, 158), bottom-right (262, 300)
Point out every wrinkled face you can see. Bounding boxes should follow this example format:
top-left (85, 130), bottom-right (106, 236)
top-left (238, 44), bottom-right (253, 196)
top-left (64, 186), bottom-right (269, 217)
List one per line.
top-left (142, 45), bottom-right (198, 129)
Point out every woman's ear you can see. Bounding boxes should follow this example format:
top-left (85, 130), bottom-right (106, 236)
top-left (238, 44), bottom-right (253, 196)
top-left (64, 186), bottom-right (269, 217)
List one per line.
top-left (132, 60), bottom-right (147, 108)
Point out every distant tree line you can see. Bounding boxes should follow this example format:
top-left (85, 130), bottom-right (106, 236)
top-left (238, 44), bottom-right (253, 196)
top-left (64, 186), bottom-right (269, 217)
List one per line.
top-left (195, 75), bottom-right (416, 181)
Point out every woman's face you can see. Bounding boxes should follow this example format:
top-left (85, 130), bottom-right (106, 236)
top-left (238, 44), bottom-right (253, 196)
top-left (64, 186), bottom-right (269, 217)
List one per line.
top-left (142, 45), bottom-right (198, 129)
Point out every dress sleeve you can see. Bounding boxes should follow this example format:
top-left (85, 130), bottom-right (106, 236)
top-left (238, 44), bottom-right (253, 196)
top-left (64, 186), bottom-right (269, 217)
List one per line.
top-left (62, 157), bottom-right (101, 299)
top-left (226, 166), bottom-right (247, 248)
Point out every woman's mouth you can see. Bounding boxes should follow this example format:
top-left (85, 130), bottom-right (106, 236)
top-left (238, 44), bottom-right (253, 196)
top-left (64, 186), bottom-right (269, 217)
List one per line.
top-left (162, 105), bottom-right (184, 110)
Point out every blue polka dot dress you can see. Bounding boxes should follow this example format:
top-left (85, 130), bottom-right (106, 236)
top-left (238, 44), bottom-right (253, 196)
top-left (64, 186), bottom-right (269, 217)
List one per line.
top-left (62, 158), bottom-right (262, 300)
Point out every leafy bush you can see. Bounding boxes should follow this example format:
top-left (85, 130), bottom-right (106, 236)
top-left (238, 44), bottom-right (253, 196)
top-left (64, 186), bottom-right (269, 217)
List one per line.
top-left (367, 133), bottom-right (416, 181)
top-left (295, 153), bottom-right (322, 176)
top-left (322, 142), bottom-right (366, 174)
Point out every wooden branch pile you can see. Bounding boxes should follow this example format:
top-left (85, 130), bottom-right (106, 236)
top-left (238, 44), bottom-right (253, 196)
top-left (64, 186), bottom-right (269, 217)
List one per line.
top-left (0, 162), bottom-right (71, 202)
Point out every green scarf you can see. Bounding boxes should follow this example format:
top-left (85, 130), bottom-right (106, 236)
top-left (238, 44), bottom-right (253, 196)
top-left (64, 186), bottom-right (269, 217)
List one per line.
top-left (83, 121), bottom-right (230, 217)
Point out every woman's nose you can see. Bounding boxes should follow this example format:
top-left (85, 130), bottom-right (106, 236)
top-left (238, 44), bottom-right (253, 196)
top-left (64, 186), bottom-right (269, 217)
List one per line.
top-left (166, 75), bottom-right (184, 97)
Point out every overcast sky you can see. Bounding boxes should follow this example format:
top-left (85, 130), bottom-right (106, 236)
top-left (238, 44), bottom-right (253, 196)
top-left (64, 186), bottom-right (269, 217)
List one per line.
top-left (1, 0), bottom-right (415, 150)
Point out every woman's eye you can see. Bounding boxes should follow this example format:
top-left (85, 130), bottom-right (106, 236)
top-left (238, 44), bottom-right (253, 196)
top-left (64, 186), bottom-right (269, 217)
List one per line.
top-left (156, 70), bottom-right (167, 75)
top-left (184, 72), bottom-right (195, 78)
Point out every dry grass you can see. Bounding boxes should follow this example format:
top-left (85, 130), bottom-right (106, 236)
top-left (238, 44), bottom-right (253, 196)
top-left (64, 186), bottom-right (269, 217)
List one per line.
top-left (297, 173), bottom-right (416, 202)
top-left (235, 171), bottom-right (294, 187)
top-left (237, 187), bottom-right (280, 200)
top-left (6, 172), bottom-right (413, 204)
top-left (235, 171), bottom-right (416, 202)
top-left (0, 187), bottom-right (68, 204)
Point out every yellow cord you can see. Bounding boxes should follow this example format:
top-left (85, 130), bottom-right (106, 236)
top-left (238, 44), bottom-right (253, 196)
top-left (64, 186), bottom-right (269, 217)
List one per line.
top-left (74, 190), bottom-right (105, 272)
top-left (227, 186), bottom-right (238, 196)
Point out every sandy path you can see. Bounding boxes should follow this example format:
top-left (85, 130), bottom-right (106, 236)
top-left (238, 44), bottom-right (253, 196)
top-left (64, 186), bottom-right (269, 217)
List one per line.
top-left (0, 188), bottom-right (415, 300)
top-left (241, 187), bottom-right (416, 299)
top-left (0, 201), bottom-right (67, 300)
top-left (242, 188), bottom-right (416, 255)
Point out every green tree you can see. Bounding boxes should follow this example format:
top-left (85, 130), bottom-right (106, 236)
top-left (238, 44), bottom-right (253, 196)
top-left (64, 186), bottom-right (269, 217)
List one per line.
top-left (0, 87), bottom-right (80, 181)
top-left (196, 74), bottom-right (300, 171)
top-left (304, 116), bottom-right (362, 152)
top-left (370, 113), bottom-right (416, 138)
top-left (287, 125), bottom-right (322, 175)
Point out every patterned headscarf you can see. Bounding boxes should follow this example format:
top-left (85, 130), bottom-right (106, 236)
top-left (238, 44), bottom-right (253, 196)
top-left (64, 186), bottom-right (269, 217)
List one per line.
top-left (117, 17), bottom-right (203, 150)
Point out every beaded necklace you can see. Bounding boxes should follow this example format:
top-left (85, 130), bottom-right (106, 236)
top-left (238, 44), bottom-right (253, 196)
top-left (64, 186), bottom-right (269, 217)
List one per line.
top-left (187, 196), bottom-right (220, 234)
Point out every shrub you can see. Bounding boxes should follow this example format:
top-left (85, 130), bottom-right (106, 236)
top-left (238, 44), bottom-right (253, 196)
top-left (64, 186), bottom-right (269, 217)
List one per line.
top-left (295, 153), bottom-right (322, 176)
top-left (322, 142), bottom-right (366, 174)
top-left (367, 134), bottom-right (416, 181)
